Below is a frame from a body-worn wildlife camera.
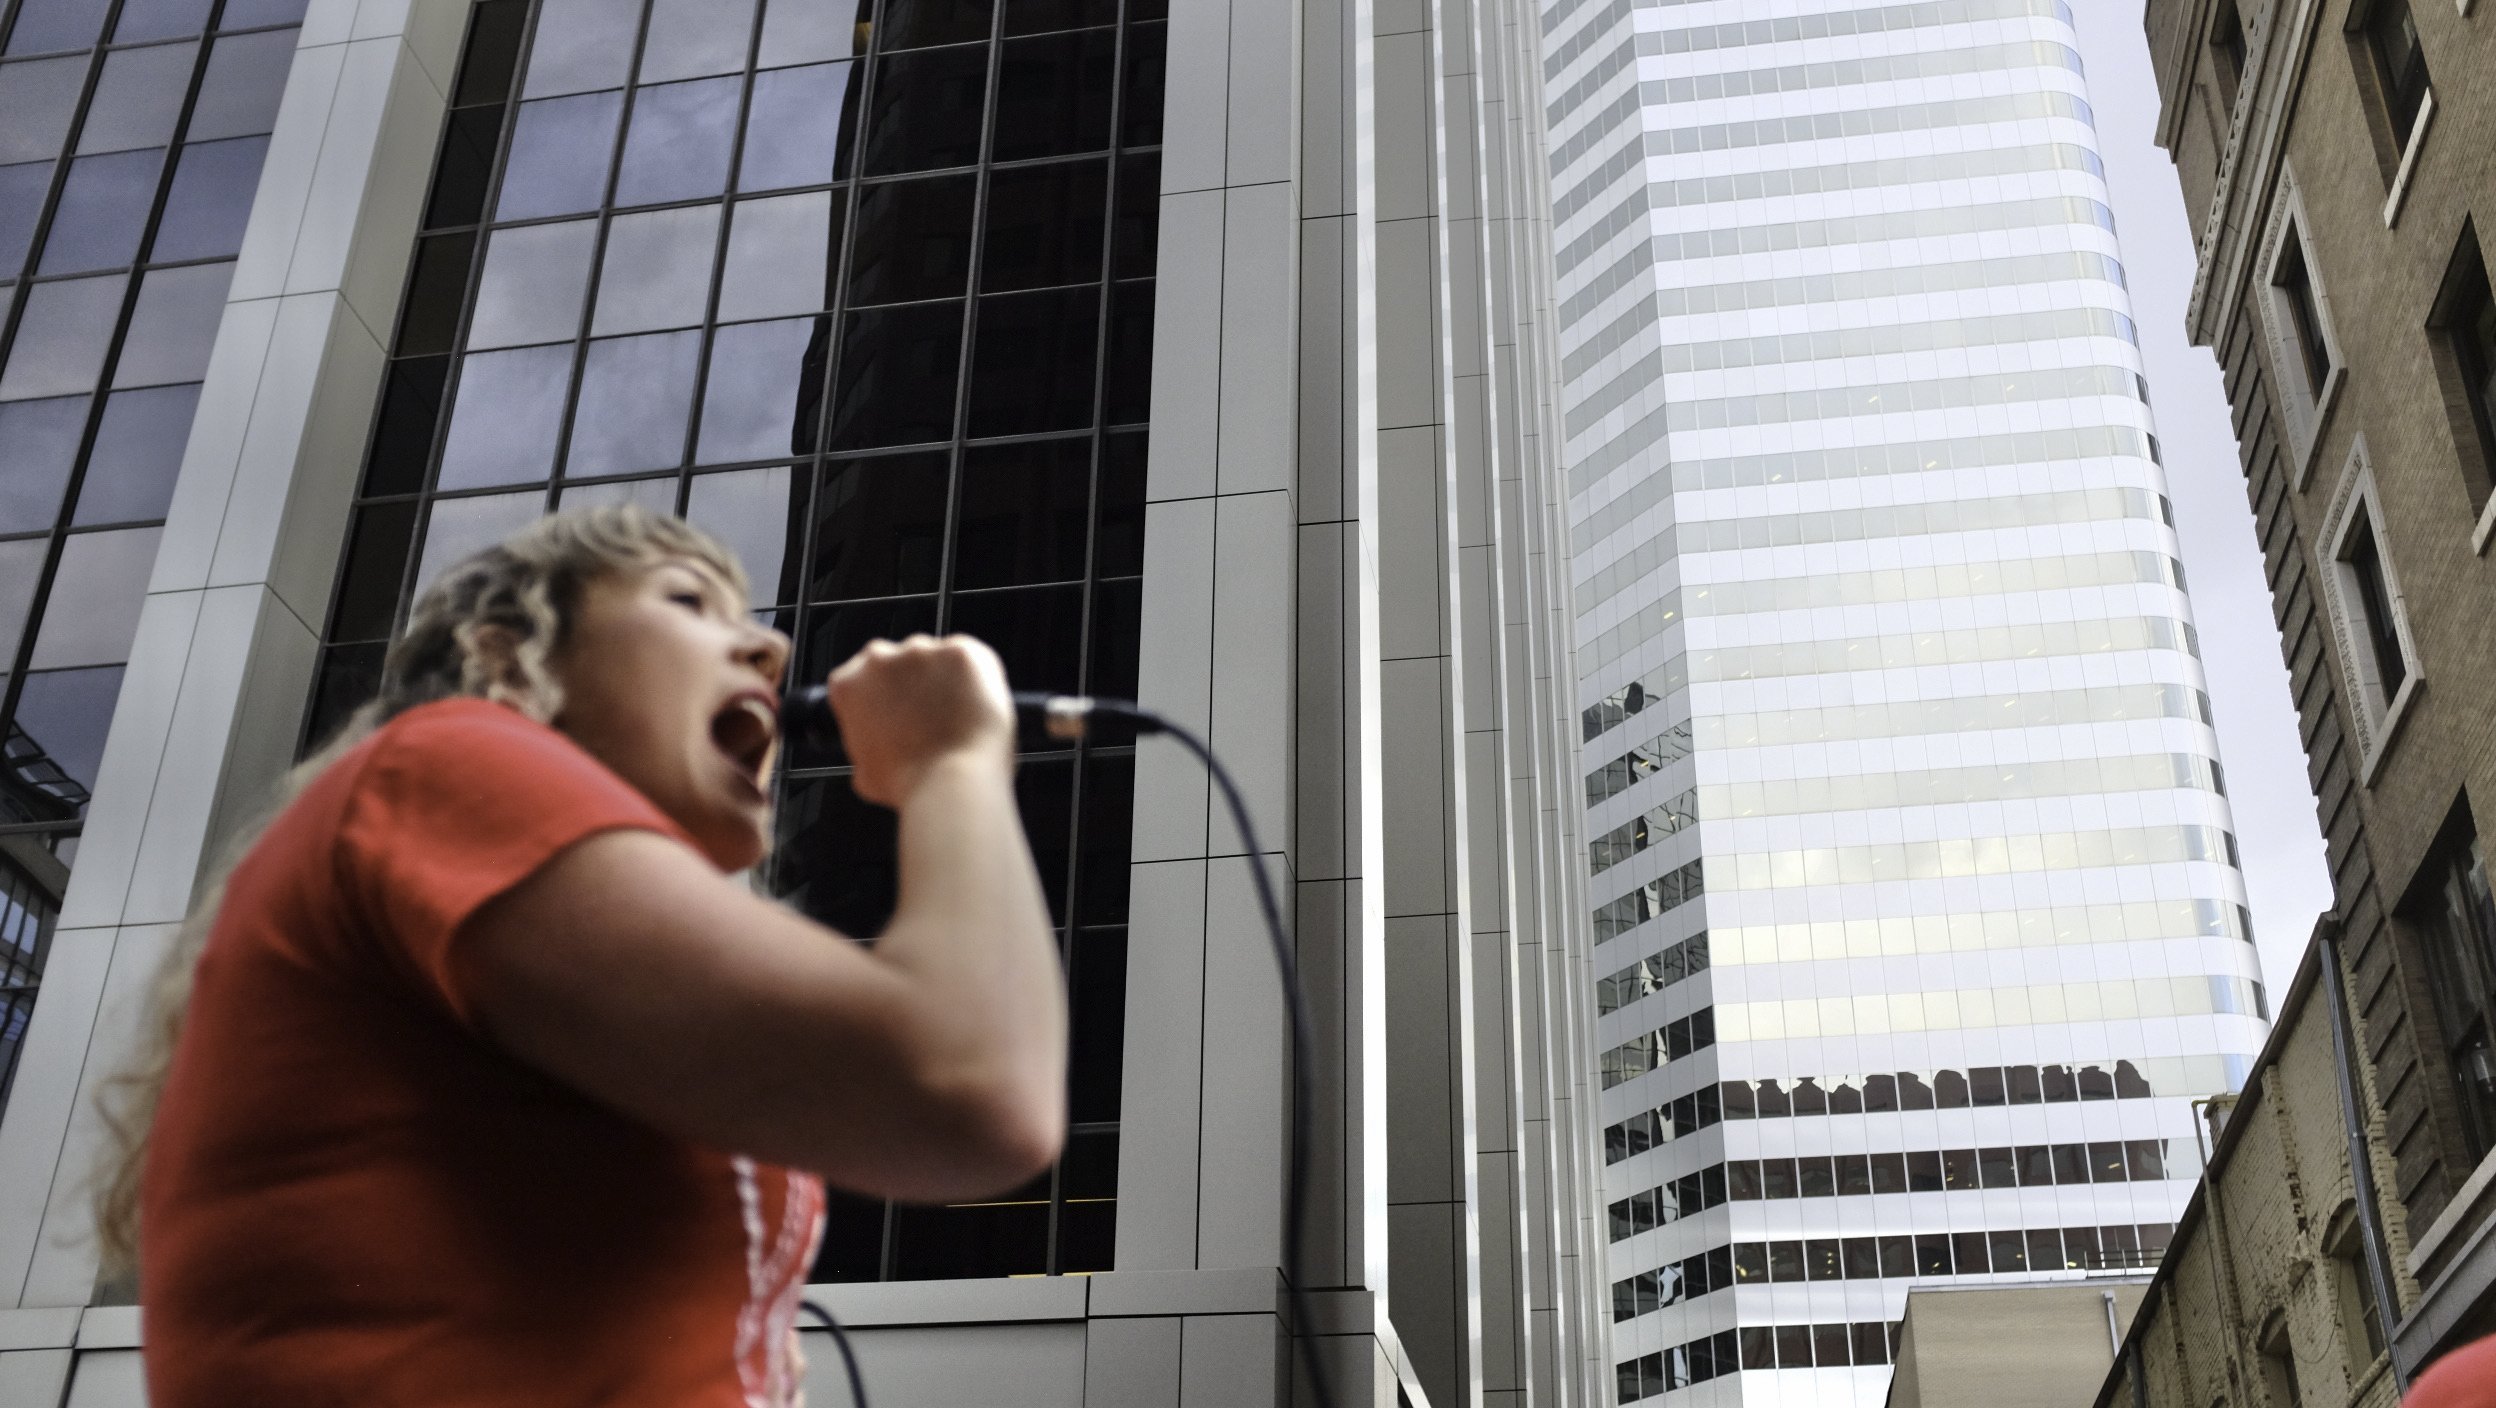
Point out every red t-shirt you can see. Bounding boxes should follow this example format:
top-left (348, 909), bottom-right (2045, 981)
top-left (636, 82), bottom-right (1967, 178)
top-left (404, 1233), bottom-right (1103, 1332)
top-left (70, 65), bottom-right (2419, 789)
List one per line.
top-left (2412, 1334), bottom-right (2496, 1408)
top-left (142, 698), bottom-right (824, 1408)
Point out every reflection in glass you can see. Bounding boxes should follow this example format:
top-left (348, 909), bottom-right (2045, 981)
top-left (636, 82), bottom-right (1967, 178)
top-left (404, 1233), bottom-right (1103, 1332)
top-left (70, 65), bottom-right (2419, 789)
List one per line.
top-left (426, 106), bottom-right (505, 229)
top-left (556, 474), bottom-right (677, 514)
top-left (828, 301), bottom-right (961, 448)
top-left (592, 203), bottom-right (722, 335)
top-left (638, 0), bottom-right (758, 84)
top-left (399, 234), bottom-right (481, 362)
top-left (773, 772), bottom-right (900, 932)
top-left (76, 384), bottom-right (199, 525)
top-left (991, 29), bottom-right (1114, 162)
top-left (0, 275), bottom-right (127, 402)
top-left (757, 0), bottom-right (865, 69)
top-left (217, 0), bottom-right (311, 26)
top-left (953, 438), bottom-right (1088, 588)
top-left (698, 317), bottom-right (818, 464)
top-left (950, 583), bottom-right (1084, 696)
top-left (150, 135), bottom-right (269, 261)
top-left (111, 0), bottom-right (217, 42)
top-left (1111, 151), bottom-right (1158, 278)
top-left (12, 666), bottom-right (124, 803)
top-left (77, 42), bottom-right (197, 154)
top-left (187, 28), bottom-right (295, 140)
top-left (860, 44), bottom-right (989, 176)
top-left (40, 150), bottom-right (163, 274)
top-left (0, 56), bottom-right (84, 163)
top-left (718, 192), bottom-right (834, 321)
top-left (520, 0), bottom-right (640, 98)
top-left (29, 527), bottom-right (162, 669)
top-left (467, 219), bottom-right (596, 350)
top-left (1088, 576), bottom-right (1139, 701)
top-left (613, 75), bottom-right (740, 208)
top-left (686, 465), bottom-right (802, 604)
top-left (330, 499), bottom-right (419, 642)
top-left (879, 0), bottom-right (993, 51)
top-left (740, 61), bottom-right (860, 189)
top-left (449, 0), bottom-right (526, 106)
top-left (980, 159), bottom-right (1106, 292)
top-left (0, 161), bottom-right (49, 271)
top-left (5, 0), bottom-right (111, 56)
top-left (437, 344), bottom-right (572, 489)
top-left (1118, 21), bottom-right (1163, 146)
top-left (0, 539), bottom-right (44, 660)
top-left (807, 454), bottom-right (947, 599)
top-left (0, 397), bottom-right (86, 533)
top-left (1103, 278), bottom-right (1151, 423)
top-left (968, 284), bottom-right (1097, 435)
top-left (497, 91), bottom-right (624, 220)
top-left (565, 330), bottom-right (699, 476)
top-left (364, 357), bottom-right (449, 497)
top-left (1008, 0), bottom-right (1116, 35)
top-left (1073, 756), bottom-right (1133, 923)
top-left (1095, 431), bottom-right (1145, 574)
top-left (114, 262), bottom-right (235, 389)
top-left (1054, 1122), bottom-right (1117, 1266)
top-left (413, 489), bottom-right (547, 594)
top-left (847, 174), bottom-right (974, 304)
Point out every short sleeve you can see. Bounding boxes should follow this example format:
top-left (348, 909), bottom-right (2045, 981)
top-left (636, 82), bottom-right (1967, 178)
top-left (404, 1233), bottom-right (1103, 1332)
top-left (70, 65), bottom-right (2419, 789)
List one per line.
top-left (337, 698), bottom-right (691, 1024)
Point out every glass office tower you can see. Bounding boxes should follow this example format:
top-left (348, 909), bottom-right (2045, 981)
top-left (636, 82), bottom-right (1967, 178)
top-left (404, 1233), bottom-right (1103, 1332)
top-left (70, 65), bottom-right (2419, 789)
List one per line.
top-left (307, 0), bottom-right (1161, 1281)
top-left (0, 0), bottom-right (304, 1120)
top-left (1539, 0), bottom-right (2270, 1402)
top-left (0, 0), bottom-right (1616, 1398)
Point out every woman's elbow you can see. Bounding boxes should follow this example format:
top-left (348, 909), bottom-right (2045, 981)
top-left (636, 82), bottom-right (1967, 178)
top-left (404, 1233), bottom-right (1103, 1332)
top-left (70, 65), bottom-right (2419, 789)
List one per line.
top-left (919, 1066), bottom-right (1066, 1195)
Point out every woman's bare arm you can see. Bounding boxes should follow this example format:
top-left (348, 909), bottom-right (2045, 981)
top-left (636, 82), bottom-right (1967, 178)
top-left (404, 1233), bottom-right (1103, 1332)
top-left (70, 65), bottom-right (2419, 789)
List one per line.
top-left (453, 639), bottom-right (1066, 1202)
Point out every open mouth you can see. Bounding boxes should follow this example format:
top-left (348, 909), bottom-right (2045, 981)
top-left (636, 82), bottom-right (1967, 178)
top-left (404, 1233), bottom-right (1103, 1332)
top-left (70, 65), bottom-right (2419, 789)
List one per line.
top-left (710, 696), bottom-right (778, 786)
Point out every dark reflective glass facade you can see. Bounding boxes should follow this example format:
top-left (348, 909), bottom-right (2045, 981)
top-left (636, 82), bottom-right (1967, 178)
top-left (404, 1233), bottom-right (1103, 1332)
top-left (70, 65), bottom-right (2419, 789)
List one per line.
top-left (310, 0), bottom-right (1161, 1279)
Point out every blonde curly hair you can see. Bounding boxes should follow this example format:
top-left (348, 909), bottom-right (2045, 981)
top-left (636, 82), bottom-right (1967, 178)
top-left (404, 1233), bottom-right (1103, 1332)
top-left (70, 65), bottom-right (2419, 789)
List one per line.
top-left (91, 503), bottom-right (748, 1284)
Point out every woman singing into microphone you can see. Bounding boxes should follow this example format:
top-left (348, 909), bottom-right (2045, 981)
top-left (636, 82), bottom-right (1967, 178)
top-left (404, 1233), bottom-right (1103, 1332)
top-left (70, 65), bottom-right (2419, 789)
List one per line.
top-left (93, 504), bottom-right (1064, 1407)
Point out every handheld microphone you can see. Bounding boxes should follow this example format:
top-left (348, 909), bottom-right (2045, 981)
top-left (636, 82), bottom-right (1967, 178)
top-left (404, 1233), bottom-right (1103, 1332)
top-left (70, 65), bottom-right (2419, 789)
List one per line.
top-left (778, 684), bottom-right (1138, 744)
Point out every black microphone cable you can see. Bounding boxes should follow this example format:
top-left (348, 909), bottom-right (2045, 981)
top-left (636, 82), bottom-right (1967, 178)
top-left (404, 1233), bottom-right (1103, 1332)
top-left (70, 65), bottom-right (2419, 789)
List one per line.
top-left (780, 687), bottom-right (1335, 1408)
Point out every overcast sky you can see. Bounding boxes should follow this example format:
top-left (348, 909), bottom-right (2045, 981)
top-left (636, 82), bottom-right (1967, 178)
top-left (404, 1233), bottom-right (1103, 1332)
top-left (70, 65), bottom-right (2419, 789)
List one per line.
top-left (2065, 4), bottom-right (2335, 993)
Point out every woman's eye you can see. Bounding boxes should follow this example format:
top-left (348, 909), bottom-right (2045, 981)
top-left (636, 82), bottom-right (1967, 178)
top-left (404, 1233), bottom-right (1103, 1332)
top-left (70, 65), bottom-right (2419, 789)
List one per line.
top-left (668, 591), bottom-right (707, 611)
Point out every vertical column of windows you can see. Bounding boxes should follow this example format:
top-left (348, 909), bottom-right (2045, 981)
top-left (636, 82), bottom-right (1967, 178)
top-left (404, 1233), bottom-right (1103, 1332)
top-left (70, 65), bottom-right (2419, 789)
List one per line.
top-left (310, 0), bottom-right (1165, 1280)
top-left (0, 0), bottom-right (304, 1119)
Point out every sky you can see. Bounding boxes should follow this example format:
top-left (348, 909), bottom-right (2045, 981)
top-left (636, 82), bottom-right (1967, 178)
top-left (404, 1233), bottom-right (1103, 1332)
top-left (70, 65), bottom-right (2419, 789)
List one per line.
top-left (2066, 3), bottom-right (2336, 994)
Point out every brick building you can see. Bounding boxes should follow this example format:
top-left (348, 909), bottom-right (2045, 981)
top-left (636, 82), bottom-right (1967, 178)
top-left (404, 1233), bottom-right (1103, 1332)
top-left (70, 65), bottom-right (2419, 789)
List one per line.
top-left (2106, 0), bottom-right (2496, 1395)
top-left (2093, 925), bottom-right (2413, 1407)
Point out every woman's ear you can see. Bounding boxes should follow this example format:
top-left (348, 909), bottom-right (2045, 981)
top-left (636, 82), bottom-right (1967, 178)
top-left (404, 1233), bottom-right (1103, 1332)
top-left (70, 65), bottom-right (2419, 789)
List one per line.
top-left (458, 621), bottom-right (561, 722)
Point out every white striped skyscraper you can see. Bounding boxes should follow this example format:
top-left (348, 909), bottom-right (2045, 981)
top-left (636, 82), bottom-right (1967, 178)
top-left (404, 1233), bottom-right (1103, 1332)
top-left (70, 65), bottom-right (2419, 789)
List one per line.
top-left (1538, 1), bottom-right (2270, 1402)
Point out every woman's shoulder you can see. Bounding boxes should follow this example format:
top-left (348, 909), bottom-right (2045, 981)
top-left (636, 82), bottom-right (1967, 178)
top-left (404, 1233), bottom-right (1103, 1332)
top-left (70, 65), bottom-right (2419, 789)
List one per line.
top-left (350, 697), bottom-right (662, 828)
top-left (354, 697), bottom-right (592, 781)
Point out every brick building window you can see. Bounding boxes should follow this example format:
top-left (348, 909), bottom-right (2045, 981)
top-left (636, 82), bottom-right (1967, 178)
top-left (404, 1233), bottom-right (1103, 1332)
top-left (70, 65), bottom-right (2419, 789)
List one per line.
top-left (2325, 1207), bottom-right (2387, 1364)
top-left (2259, 1315), bottom-right (2302, 1408)
top-left (2342, 509), bottom-right (2407, 705)
top-left (2318, 441), bottom-right (2420, 770)
top-left (2407, 808), bottom-right (2496, 1164)
top-left (2274, 229), bottom-right (2334, 398)
top-left (2209, 0), bottom-right (2247, 107)
top-left (2429, 223), bottom-right (2496, 522)
top-left (2364, 0), bottom-right (2430, 137)
top-left (2349, 0), bottom-right (2434, 197)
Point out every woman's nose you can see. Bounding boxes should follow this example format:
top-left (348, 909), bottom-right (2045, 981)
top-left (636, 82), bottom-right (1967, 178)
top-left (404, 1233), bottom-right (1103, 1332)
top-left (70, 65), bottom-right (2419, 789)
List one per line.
top-left (739, 623), bottom-right (792, 682)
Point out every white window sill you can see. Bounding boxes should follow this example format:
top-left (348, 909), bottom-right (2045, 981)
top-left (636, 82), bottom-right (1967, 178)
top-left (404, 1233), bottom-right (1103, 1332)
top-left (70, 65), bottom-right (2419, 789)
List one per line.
top-left (2294, 364), bottom-right (2347, 493)
top-left (2359, 671), bottom-right (2423, 787)
top-left (2385, 90), bottom-right (2436, 229)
